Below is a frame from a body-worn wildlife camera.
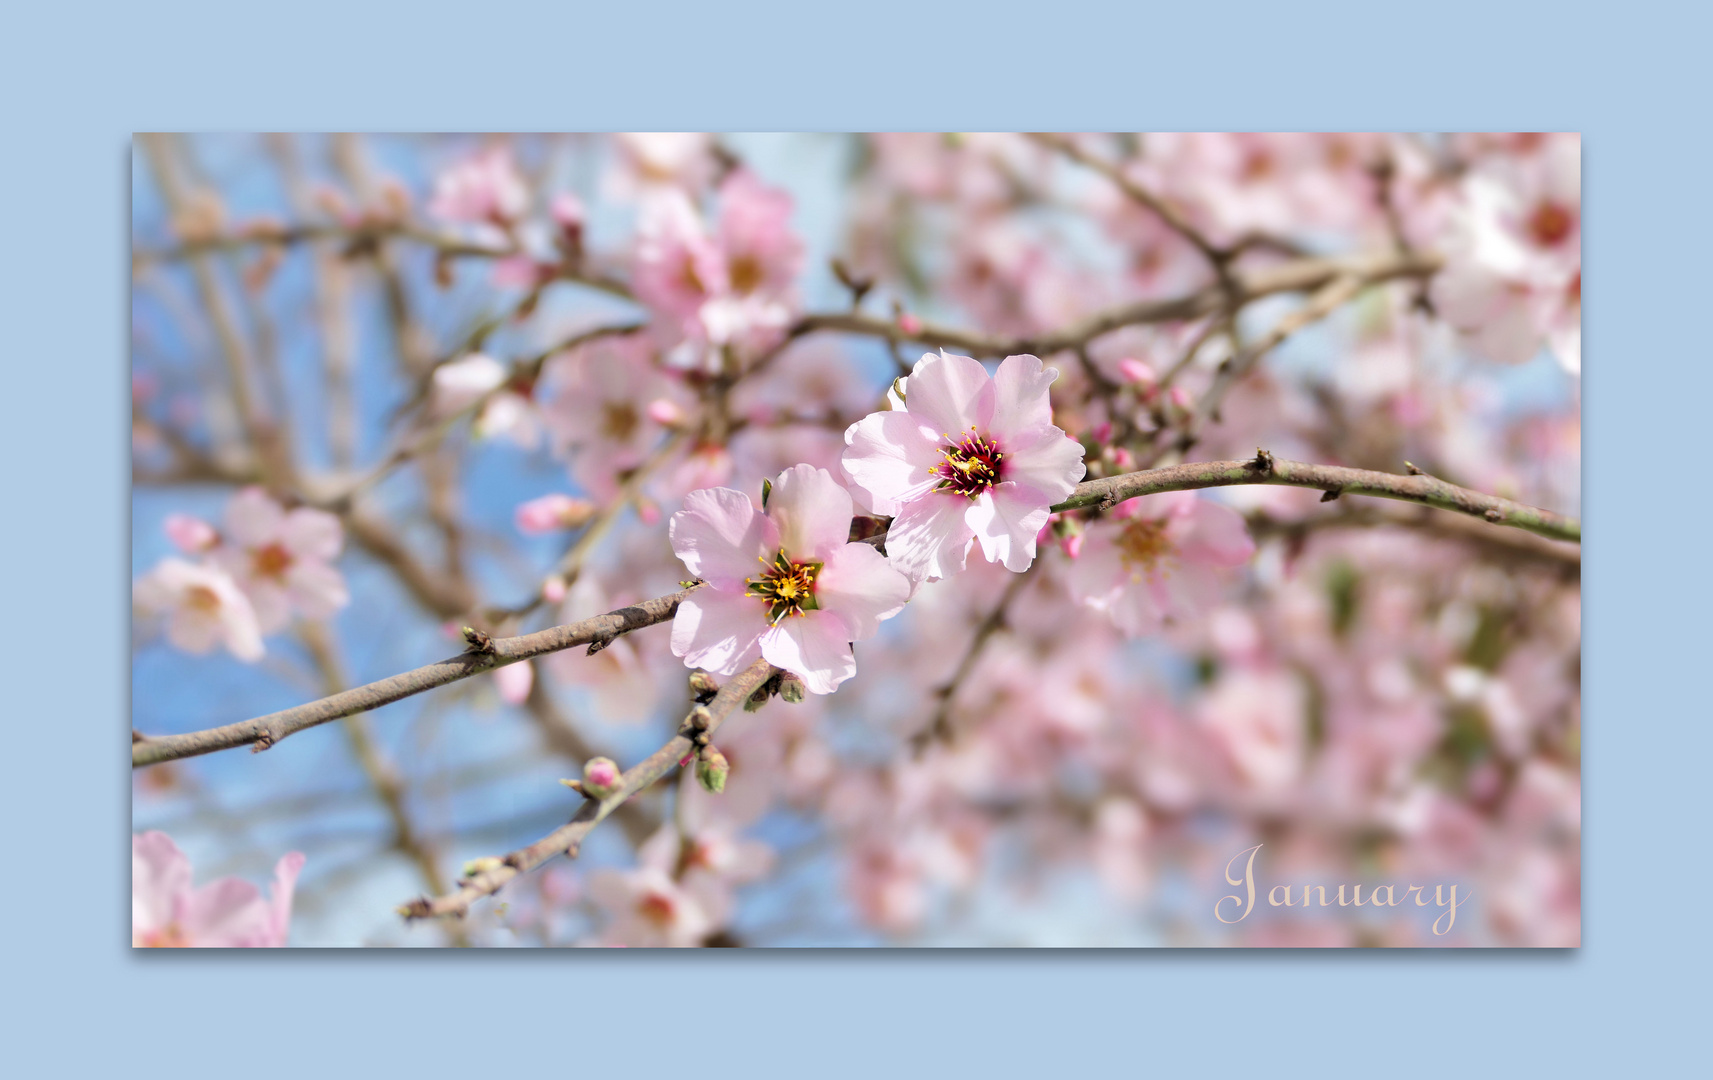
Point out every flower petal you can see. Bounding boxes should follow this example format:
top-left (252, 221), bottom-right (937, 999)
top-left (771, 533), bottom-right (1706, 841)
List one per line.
top-left (814, 542), bottom-right (911, 641)
top-left (905, 350), bottom-right (994, 437)
top-left (966, 482), bottom-right (1052, 572)
top-left (179, 878), bottom-right (270, 947)
top-left (670, 589), bottom-right (768, 676)
top-left (281, 507), bottom-right (343, 561)
top-left (760, 609), bottom-right (857, 695)
top-left (132, 832), bottom-right (191, 935)
top-left (225, 487), bottom-right (285, 548)
top-left (841, 410), bottom-right (942, 516)
top-left (999, 424), bottom-right (1087, 503)
top-left (268, 852), bottom-right (306, 947)
top-left (989, 353), bottom-right (1059, 440)
top-left (670, 487), bottom-right (774, 589)
top-left (1180, 500), bottom-right (1256, 566)
top-left (766, 464), bottom-right (852, 562)
top-left (884, 490), bottom-right (975, 581)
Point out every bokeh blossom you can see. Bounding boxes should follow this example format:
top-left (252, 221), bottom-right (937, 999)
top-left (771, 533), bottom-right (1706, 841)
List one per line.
top-left (132, 832), bottom-right (304, 947)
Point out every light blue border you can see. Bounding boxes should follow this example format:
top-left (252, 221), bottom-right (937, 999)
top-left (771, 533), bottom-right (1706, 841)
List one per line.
top-left (6, 0), bottom-right (1706, 1075)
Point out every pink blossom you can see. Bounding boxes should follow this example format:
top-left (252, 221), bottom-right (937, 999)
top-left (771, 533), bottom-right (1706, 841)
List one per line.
top-left (1433, 134), bottom-right (1580, 370)
top-left (1066, 492), bottom-right (1255, 635)
top-left (610, 133), bottom-right (715, 198)
top-left (164, 513), bottom-right (218, 554)
top-left (1116, 357), bottom-right (1156, 385)
top-left (585, 865), bottom-right (713, 947)
top-left (133, 831), bottom-right (304, 947)
top-left (841, 350), bottom-right (1087, 581)
top-left (668, 463), bottom-right (910, 694)
top-left (212, 487), bottom-right (349, 634)
top-left (514, 493), bottom-right (595, 535)
top-left (493, 660), bottom-right (534, 705)
top-left (1198, 667), bottom-right (1308, 799)
top-left (428, 147), bottom-right (528, 226)
top-left (540, 334), bottom-right (682, 498)
top-left (133, 558), bottom-right (265, 662)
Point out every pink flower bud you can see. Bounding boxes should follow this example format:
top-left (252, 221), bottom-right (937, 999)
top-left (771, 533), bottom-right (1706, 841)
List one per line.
top-left (1111, 447), bottom-right (1135, 470)
top-left (897, 313), bottom-right (923, 336)
top-left (1061, 532), bottom-right (1085, 559)
top-left (550, 192), bottom-right (586, 229)
top-left (1089, 421), bottom-right (1113, 445)
top-left (164, 514), bottom-right (218, 554)
top-left (582, 757), bottom-right (623, 799)
top-left (637, 499), bottom-right (662, 526)
top-left (515, 494), bottom-right (595, 534)
top-left (1117, 357), bottom-right (1156, 385)
top-left (494, 660), bottom-right (533, 705)
top-left (542, 575), bottom-right (568, 604)
top-left (1169, 386), bottom-right (1193, 410)
top-left (646, 398), bottom-right (685, 426)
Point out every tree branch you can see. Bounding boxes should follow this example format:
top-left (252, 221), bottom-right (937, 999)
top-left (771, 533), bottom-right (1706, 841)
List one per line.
top-left (399, 656), bottom-right (779, 921)
top-left (131, 586), bottom-right (702, 767)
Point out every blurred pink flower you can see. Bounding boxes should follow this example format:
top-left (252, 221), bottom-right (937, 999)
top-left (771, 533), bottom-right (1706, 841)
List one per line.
top-left (132, 557), bottom-right (264, 662)
top-left (132, 831), bottom-right (304, 947)
top-left (585, 866), bottom-right (713, 948)
top-left (514, 493), bottom-right (595, 535)
top-left (841, 350), bottom-right (1086, 580)
top-left (1433, 134), bottom-right (1580, 371)
top-left (1066, 492), bottom-right (1255, 634)
top-left (669, 463), bottom-right (910, 694)
top-left (493, 660), bottom-right (534, 706)
top-left (163, 513), bottom-right (218, 554)
top-left (1199, 667), bottom-right (1308, 799)
top-left (428, 147), bottom-right (528, 226)
top-left (213, 488), bottom-right (349, 634)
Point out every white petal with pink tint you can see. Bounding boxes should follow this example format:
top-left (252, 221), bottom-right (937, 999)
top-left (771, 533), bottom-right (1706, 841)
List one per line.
top-left (669, 487), bottom-right (773, 589)
top-left (281, 507), bottom-right (343, 561)
top-left (989, 353), bottom-right (1058, 439)
top-left (224, 487), bottom-right (285, 548)
top-left (841, 410), bottom-right (942, 516)
top-left (885, 491), bottom-right (975, 581)
top-left (670, 589), bottom-right (768, 676)
top-left (760, 610), bottom-right (857, 695)
top-left (767, 463), bottom-right (852, 562)
top-left (905, 350), bottom-right (994, 436)
top-left (967, 483), bottom-right (1054, 572)
top-left (1000, 425), bottom-right (1087, 502)
top-left (815, 542), bottom-right (911, 640)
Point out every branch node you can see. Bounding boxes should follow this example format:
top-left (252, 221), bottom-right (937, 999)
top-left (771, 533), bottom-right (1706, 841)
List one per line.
top-left (1320, 488), bottom-right (1342, 503)
top-left (1252, 448), bottom-right (1274, 475)
top-left (1484, 508), bottom-right (1504, 523)
top-left (585, 634), bottom-right (614, 656)
top-left (1404, 461), bottom-right (1425, 476)
top-left (460, 626), bottom-right (496, 655)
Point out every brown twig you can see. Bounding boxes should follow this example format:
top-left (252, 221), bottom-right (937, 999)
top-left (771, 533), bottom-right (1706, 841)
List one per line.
top-left (132, 586), bottom-right (703, 767)
top-left (398, 656), bottom-right (779, 921)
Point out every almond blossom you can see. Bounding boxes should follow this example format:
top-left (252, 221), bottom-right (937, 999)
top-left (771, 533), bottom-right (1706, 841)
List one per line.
top-left (212, 488), bottom-right (350, 634)
top-left (132, 557), bottom-right (265, 662)
top-left (841, 350), bottom-right (1087, 581)
top-left (1066, 491), bottom-right (1255, 635)
top-left (1432, 133), bottom-right (1580, 371)
top-left (428, 146), bottom-right (528, 227)
top-left (668, 463), bottom-right (910, 695)
top-left (132, 831), bottom-right (304, 947)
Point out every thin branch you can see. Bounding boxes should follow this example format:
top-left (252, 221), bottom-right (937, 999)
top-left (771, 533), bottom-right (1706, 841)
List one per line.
top-left (1054, 454), bottom-right (1581, 543)
top-left (131, 586), bottom-right (702, 767)
top-left (399, 656), bottom-right (780, 921)
top-left (910, 574), bottom-right (1030, 754)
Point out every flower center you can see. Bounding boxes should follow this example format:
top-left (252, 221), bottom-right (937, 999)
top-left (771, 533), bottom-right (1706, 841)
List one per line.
top-left (1116, 517), bottom-right (1174, 576)
top-left (252, 542), bottom-right (293, 580)
top-left (137, 923), bottom-right (188, 948)
top-left (933, 428), bottom-right (1004, 498)
top-left (636, 890), bottom-right (677, 928)
top-left (1528, 201), bottom-right (1574, 248)
top-left (601, 401), bottom-right (640, 441)
top-left (728, 254), bottom-right (765, 296)
top-left (185, 584), bottom-right (223, 613)
top-left (746, 549), bottom-right (821, 625)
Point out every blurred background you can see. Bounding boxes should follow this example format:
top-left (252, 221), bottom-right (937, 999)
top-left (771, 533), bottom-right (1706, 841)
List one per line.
top-left (131, 133), bottom-right (1579, 946)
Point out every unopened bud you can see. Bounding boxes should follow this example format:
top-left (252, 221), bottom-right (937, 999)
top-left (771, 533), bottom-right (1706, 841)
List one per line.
top-left (582, 757), bottom-right (623, 799)
top-left (463, 856), bottom-right (504, 878)
top-left (689, 671), bottom-right (720, 697)
top-left (696, 746), bottom-right (730, 793)
top-left (779, 673), bottom-right (806, 704)
top-left (1117, 357), bottom-right (1157, 386)
top-left (646, 398), bottom-right (685, 426)
top-left (688, 704), bottom-right (714, 730)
